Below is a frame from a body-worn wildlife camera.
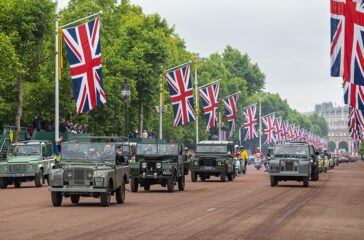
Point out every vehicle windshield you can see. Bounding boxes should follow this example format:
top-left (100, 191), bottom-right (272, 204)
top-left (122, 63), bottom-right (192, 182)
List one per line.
top-left (136, 144), bottom-right (179, 155)
top-left (8, 145), bottom-right (41, 156)
top-left (196, 145), bottom-right (227, 153)
top-left (274, 145), bottom-right (309, 155)
top-left (61, 142), bottom-right (118, 161)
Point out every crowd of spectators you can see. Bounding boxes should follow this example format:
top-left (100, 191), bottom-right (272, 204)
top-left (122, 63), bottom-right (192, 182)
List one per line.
top-left (27, 116), bottom-right (87, 136)
top-left (129, 130), bottom-right (156, 139)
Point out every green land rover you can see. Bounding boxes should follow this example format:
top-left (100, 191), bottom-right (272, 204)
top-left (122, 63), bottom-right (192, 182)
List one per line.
top-left (0, 140), bottom-right (55, 188)
top-left (48, 137), bottom-right (130, 207)
top-left (190, 141), bottom-right (235, 182)
top-left (129, 143), bottom-right (188, 192)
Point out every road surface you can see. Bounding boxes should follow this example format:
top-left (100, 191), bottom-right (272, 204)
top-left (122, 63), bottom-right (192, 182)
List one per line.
top-left (1, 161), bottom-right (364, 240)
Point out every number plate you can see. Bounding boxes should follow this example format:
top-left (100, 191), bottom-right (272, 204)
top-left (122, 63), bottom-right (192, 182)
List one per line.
top-left (201, 166), bottom-right (214, 170)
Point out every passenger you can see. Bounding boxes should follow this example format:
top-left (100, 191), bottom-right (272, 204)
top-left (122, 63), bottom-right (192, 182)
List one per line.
top-left (145, 144), bottom-right (157, 155)
top-left (72, 143), bottom-right (86, 158)
top-left (87, 147), bottom-right (100, 160)
top-left (100, 144), bottom-right (114, 159)
top-left (116, 145), bottom-right (125, 165)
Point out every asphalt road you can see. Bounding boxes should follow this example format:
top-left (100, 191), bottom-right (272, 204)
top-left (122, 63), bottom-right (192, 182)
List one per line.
top-left (1, 161), bottom-right (364, 240)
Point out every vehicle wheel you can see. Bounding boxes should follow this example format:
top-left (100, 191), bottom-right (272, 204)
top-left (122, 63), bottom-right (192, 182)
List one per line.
top-left (178, 175), bottom-right (185, 191)
top-left (270, 176), bottom-right (277, 187)
top-left (227, 171), bottom-right (233, 181)
top-left (70, 195), bottom-right (80, 204)
top-left (14, 180), bottom-right (21, 188)
top-left (35, 169), bottom-right (44, 187)
top-left (130, 178), bottom-right (138, 192)
top-left (51, 192), bottom-right (62, 207)
top-left (0, 178), bottom-right (7, 189)
top-left (220, 172), bottom-right (226, 182)
top-left (100, 182), bottom-right (112, 207)
top-left (167, 178), bottom-right (174, 192)
top-left (143, 183), bottom-right (150, 191)
top-left (303, 177), bottom-right (309, 188)
top-left (191, 172), bottom-right (197, 182)
top-left (116, 182), bottom-right (125, 204)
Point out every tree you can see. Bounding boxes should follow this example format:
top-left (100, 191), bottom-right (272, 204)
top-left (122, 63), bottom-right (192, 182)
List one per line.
top-left (0, 0), bottom-right (54, 141)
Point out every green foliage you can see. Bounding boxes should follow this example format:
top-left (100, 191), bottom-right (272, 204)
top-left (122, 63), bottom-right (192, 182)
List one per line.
top-left (0, 0), bottom-right (328, 147)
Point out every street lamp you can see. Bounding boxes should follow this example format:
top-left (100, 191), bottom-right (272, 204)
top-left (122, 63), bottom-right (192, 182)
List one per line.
top-left (121, 81), bottom-right (131, 137)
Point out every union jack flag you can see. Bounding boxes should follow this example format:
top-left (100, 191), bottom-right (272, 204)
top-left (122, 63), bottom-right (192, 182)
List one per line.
top-left (62, 17), bottom-right (106, 114)
top-left (222, 94), bottom-right (239, 139)
top-left (289, 125), bottom-right (296, 141)
top-left (331, 0), bottom-right (364, 109)
top-left (348, 106), bottom-right (364, 140)
top-left (199, 82), bottom-right (220, 131)
top-left (243, 104), bottom-right (259, 141)
top-left (282, 120), bottom-right (290, 142)
top-left (274, 116), bottom-right (283, 142)
top-left (262, 113), bottom-right (276, 145)
top-left (165, 63), bottom-right (195, 127)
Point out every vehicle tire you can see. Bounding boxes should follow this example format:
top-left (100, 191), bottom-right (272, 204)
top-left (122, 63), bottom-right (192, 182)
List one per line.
top-left (227, 171), bottom-right (233, 181)
top-left (220, 172), bottom-right (226, 182)
top-left (191, 172), bottom-right (197, 182)
top-left (35, 169), bottom-right (44, 188)
top-left (51, 192), bottom-right (62, 207)
top-left (0, 178), bottom-right (7, 189)
top-left (70, 195), bottom-right (80, 204)
top-left (130, 178), bottom-right (138, 192)
top-left (303, 177), bottom-right (309, 188)
top-left (167, 178), bottom-right (174, 192)
top-left (178, 175), bottom-right (185, 191)
top-left (100, 182), bottom-right (112, 207)
top-left (143, 183), bottom-right (150, 191)
top-left (116, 182), bottom-right (125, 204)
top-left (14, 180), bottom-right (21, 188)
top-left (270, 176), bottom-right (277, 187)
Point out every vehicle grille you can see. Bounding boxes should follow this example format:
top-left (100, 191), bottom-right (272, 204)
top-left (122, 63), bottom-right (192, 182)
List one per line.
top-left (147, 162), bottom-right (156, 173)
top-left (285, 161), bottom-right (294, 171)
top-left (73, 169), bottom-right (85, 184)
top-left (199, 158), bottom-right (216, 167)
top-left (9, 164), bottom-right (26, 173)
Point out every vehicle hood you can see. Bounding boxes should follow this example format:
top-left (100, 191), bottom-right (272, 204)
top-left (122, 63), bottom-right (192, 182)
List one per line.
top-left (7, 156), bottom-right (41, 163)
top-left (62, 162), bottom-right (113, 170)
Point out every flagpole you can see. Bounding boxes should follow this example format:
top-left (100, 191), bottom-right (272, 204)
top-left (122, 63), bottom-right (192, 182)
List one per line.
top-left (198, 79), bottom-right (221, 89)
top-left (195, 68), bottom-right (199, 144)
top-left (259, 98), bottom-right (262, 150)
top-left (159, 72), bottom-right (163, 140)
top-left (61, 11), bottom-right (102, 28)
top-left (218, 112), bottom-right (222, 141)
top-left (55, 0), bottom-right (59, 142)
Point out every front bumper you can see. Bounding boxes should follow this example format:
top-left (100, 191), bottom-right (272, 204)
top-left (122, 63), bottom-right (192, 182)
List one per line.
top-left (0, 172), bottom-right (36, 178)
top-left (48, 186), bottom-right (108, 193)
top-left (190, 166), bottom-right (224, 173)
top-left (269, 172), bottom-right (309, 177)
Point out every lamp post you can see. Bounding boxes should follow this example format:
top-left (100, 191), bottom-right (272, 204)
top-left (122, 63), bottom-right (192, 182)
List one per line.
top-left (121, 81), bottom-right (131, 137)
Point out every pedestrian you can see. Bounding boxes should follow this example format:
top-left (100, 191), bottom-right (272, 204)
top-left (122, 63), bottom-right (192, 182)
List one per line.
top-left (240, 146), bottom-right (248, 169)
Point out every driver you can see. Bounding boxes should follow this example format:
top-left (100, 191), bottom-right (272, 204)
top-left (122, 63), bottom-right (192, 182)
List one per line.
top-left (72, 143), bottom-right (86, 158)
top-left (145, 144), bottom-right (157, 154)
top-left (100, 144), bottom-right (114, 159)
top-left (116, 145), bottom-right (126, 165)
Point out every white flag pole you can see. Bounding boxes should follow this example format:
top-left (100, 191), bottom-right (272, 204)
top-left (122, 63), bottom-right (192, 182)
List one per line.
top-left (195, 68), bottom-right (199, 144)
top-left (259, 98), bottom-right (262, 150)
top-left (55, 0), bottom-right (59, 142)
top-left (159, 73), bottom-right (163, 140)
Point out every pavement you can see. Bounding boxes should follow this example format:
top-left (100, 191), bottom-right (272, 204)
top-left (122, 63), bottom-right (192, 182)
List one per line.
top-left (0, 161), bottom-right (364, 240)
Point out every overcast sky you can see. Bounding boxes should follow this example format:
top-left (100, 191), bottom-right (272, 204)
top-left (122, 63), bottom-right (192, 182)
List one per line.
top-left (59, 0), bottom-right (343, 113)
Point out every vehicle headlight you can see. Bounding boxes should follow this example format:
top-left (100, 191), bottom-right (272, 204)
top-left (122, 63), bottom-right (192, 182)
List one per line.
top-left (280, 161), bottom-right (285, 167)
top-left (217, 161), bottom-right (222, 166)
top-left (87, 170), bottom-right (93, 179)
top-left (0, 165), bottom-right (8, 172)
top-left (141, 162), bottom-right (147, 168)
top-left (156, 162), bottom-right (162, 169)
top-left (94, 177), bottom-right (104, 187)
top-left (66, 170), bottom-right (73, 178)
top-left (194, 161), bottom-right (198, 166)
top-left (294, 161), bottom-right (299, 167)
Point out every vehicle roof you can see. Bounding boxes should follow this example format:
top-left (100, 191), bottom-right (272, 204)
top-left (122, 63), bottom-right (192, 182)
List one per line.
top-left (198, 140), bottom-right (234, 145)
top-left (11, 140), bottom-right (52, 146)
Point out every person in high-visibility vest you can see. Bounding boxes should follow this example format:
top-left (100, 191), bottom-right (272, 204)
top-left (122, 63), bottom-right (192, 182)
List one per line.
top-left (240, 146), bottom-right (248, 168)
top-left (55, 137), bottom-right (63, 166)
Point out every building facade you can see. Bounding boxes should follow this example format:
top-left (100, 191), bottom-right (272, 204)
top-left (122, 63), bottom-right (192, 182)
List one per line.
top-left (314, 102), bottom-right (352, 153)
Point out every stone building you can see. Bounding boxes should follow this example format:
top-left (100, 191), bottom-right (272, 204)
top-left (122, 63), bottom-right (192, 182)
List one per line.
top-left (314, 102), bottom-right (352, 153)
